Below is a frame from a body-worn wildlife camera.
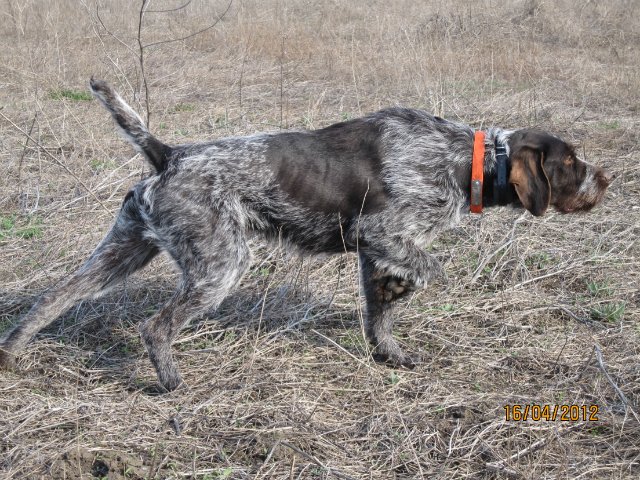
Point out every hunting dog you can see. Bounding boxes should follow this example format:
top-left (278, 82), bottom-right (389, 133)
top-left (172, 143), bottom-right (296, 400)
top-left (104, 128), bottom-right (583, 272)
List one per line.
top-left (0, 79), bottom-right (612, 391)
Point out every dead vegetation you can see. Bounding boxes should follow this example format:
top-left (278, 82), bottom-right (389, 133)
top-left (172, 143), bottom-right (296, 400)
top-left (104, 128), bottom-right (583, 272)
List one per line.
top-left (0, 0), bottom-right (639, 478)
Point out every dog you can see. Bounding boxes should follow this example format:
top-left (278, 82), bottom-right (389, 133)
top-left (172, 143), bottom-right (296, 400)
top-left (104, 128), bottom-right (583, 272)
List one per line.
top-left (0, 79), bottom-right (612, 391)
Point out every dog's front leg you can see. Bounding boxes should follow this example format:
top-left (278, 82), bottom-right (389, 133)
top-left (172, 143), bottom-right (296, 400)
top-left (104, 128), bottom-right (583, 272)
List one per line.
top-left (359, 251), bottom-right (420, 369)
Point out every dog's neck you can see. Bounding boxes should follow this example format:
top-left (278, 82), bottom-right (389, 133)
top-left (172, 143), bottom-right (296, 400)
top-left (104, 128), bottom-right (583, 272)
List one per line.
top-left (471, 128), bottom-right (518, 210)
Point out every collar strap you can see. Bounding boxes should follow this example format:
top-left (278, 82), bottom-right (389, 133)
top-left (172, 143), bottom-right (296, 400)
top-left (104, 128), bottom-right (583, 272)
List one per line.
top-left (470, 131), bottom-right (485, 214)
top-left (493, 137), bottom-right (511, 205)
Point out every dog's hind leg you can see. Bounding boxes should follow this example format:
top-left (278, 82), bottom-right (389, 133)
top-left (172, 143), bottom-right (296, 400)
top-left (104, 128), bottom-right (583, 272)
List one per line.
top-left (359, 251), bottom-right (419, 369)
top-left (138, 214), bottom-right (251, 391)
top-left (0, 198), bottom-right (158, 369)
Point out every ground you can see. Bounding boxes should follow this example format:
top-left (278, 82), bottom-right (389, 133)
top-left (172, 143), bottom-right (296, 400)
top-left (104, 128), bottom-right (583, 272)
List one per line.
top-left (0, 0), bottom-right (639, 478)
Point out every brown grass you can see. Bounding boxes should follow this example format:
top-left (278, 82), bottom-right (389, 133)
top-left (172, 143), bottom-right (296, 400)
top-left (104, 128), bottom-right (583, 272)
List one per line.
top-left (1, 0), bottom-right (639, 478)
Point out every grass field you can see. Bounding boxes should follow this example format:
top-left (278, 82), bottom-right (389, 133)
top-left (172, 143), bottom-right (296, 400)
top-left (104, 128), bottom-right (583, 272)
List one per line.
top-left (1, 0), bottom-right (639, 478)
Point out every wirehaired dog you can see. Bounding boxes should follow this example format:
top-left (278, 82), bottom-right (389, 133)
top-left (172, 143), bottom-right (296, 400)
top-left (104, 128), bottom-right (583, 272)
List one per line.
top-left (0, 79), bottom-right (612, 391)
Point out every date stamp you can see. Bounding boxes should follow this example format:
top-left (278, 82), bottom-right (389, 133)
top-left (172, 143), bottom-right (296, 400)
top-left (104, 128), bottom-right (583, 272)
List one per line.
top-left (504, 404), bottom-right (599, 422)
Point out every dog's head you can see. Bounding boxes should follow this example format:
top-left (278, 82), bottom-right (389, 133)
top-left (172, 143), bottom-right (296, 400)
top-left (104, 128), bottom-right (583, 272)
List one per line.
top-left (507, 130), bottom-right (613, 216)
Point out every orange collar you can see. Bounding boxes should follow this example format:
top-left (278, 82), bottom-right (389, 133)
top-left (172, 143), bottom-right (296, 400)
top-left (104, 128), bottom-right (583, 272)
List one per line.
top-left (470, 131), bottom-right (485, 214)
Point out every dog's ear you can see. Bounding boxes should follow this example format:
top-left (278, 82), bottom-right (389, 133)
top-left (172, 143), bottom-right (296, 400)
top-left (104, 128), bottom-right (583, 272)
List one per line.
top-left (509, 146), bottom-right (550, 216)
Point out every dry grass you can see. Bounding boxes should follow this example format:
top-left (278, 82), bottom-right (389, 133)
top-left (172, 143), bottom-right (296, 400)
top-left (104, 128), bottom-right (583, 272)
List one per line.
top-left (1, 0), bottom-right (639, 478)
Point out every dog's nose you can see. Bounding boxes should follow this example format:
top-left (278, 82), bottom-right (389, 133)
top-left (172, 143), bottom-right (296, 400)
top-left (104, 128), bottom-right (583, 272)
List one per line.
top-left (597, 169), bottom-right (614, 187)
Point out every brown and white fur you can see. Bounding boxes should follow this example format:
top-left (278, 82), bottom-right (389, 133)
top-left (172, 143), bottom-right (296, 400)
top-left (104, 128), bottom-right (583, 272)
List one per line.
top-left (0, 79), bottom-right (612, 391)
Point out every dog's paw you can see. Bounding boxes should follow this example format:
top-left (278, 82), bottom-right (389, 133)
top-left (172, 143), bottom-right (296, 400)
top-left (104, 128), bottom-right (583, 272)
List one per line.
top-left (158, 370), bottom-right (184, 393)
top-left (372, 344), bottom-right (420, 370)
top-left (0, 348), bottom-right (17, 371)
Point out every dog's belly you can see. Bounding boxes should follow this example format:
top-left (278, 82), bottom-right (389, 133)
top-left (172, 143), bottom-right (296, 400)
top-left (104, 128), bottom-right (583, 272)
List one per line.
top-left (248, 205), bottom-right (358, 254)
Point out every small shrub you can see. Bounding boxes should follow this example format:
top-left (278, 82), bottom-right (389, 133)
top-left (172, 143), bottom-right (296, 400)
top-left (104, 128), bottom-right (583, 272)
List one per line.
top-left (0, 215), bottom-right (16, 239)
top-left (90, 158), bottom-right (117, 172)
top-left (16, 225), bottom-right (43, 239)
top-left (599, 120), bottom-right (620, 130)
top-left (525, 252), bottom-right (552, 270)
top-left (586, 280), bottom-right (612, 297)
top-left (49, 89), bottom-right (93, 101)
top-left (0, 215), bottom-right (43, 240)
top-left (172, 103), bottom-right (195, 113)
top-left (387, 372), bottom-right (401, 385)
top-left (590, 302), bottom-right (625, 323)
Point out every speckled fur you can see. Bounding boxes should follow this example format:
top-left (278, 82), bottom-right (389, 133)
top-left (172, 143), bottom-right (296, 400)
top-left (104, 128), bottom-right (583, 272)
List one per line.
top-left (0, 80), bottom-right (611, 391)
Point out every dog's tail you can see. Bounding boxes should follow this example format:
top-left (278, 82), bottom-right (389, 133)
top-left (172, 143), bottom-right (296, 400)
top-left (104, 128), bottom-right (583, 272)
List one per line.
top-left (90, 77), bottom-right (170, 173)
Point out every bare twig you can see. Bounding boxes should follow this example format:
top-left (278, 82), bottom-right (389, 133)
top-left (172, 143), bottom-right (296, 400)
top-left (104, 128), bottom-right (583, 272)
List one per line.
top-left (280, 441), bottom-right (356, 480)
top-left (238, 49), bottom-right (246, 110)
top-left (576, 347), bottom-right (595, 382)
top-left (594, 344), bottom-right (640, 422)
top-left (486, 423), bottom-right (585, 478)
top-left (147, 0), bottom-right (193, 14)
top-left (95, 4), bottom-right (139, 58)
top-left (142, 0), bottom-right (234, 49)
top-left (471, 211), bottom-right (527, 283)
top-left (17, 113), bottom-right (38, 196)
top-left (470, 238), bottom-right (513, 283)
top-left (279, 34), bottom-right (286, 128)
top-left (137, 0), bottom-right (151, 128)
top-left (506, 262), bottom-right (577, 290)
top-left (95, 0), bottom-right (233, 130)
top-left (0, 111), bottom-right (112, 215)
top-left (555, 304), bottom-right (592, 325)
top-left (310, 329), bottom-right (372, 369)
top-left (255, 439), bottom-right (281, 479)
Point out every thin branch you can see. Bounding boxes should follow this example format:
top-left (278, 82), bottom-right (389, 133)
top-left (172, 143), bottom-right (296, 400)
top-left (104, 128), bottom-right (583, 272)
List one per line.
top-left (142, 0), bottom-right (233, 49)
top-left (95, 0), bottom-right (233, 144)
top-left (254, 440), bottom-right (281, 479)
top-left (147, 0), bottom-right (192, 13)
top-left (17, 113), bottom-right (38, 196)
top-left (555, 304), bottom-right (593, 325)
top-left (310, 329), bottom-right (373, 370)
top-left (594, 344), bottom-right (640, 422)
top-left (279, 34), bottom-right (286, 128)
top-left (95, 3), bottom-right (139, 58)
top-left (486, 423), bottom-right (584, 478)
top-left (280, 441), bottom-right (356, 480)
top-left (137, 0), bottom-right (151, 128)
top-left (0, 111), bottom-right (112, 215)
